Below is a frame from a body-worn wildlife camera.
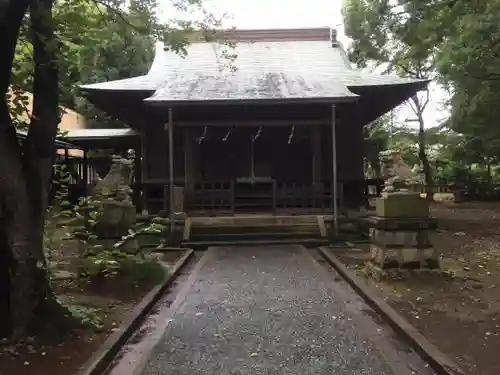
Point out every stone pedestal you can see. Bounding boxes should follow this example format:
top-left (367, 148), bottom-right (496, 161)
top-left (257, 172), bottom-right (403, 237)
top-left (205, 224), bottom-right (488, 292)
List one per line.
top-left (365, 192), bottom-right (439, 276)
top-left (96, 200), bottom-right (136, 238)
top-left (167, 211), bottom-right (187, 246)
top-left (375, 192), bottom-right (429, 218)
top-left (369, 219), bottom-right (439, 271)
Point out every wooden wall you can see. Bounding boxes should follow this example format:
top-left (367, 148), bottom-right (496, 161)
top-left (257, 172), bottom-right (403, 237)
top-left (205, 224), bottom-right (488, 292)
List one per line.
top-left (145, 122), bottom-right (361, 181)
top-left (145, 125), bottom-right (317, 183)
top-left (144, 122), bottom-right (185, 181)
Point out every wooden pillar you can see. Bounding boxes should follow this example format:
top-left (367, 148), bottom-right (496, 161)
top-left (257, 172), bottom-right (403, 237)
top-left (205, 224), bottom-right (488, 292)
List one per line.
top-left (134, 138), bottom-right (143, 212)
top-left (140, 131), bottom-right (148, 214)
top-left (331, 105), bottom-right (338, 235)
top-left (167, 108), bottom-right (174, 233)
top-left (311, 125), bottom-right (322, 186)
top-left (184, 127), bottom-right (197, 191)
top-left (82, 148), bottom-right (88, 195)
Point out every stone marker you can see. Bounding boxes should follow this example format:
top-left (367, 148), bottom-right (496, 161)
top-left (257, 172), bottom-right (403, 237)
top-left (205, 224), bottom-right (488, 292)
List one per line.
top-left (93, 155), bottom-right (136, 238)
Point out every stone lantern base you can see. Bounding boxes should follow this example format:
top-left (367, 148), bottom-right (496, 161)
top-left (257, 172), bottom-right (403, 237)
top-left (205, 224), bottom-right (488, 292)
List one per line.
top-left (363, 192), bottom-right (439, 278)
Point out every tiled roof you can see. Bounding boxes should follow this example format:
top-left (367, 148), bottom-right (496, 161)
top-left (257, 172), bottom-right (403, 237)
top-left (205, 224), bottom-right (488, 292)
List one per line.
top-left (80, 28), bottom-right (427, 103)
top-left (145, 72), bottom-right (358, 103)
top-left (62, 128), bottom-right (138, 140)
top-left (16, 130), bottom-right (78, 149)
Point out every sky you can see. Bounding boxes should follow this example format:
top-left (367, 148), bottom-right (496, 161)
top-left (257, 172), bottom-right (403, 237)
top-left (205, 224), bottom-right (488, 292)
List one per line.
top-left (158, 0), bottom-right (447, 129)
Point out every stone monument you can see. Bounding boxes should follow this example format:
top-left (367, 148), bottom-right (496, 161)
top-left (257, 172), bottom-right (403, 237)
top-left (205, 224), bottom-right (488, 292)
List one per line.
top-left (93, 155), bottom-right (136, 238)
top-left (367, 150), bottom-right (439, 276)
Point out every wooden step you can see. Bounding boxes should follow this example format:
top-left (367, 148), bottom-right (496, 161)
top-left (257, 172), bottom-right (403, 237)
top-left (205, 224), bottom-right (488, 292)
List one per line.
top-left (181, 238), bottom-right (330, 249)
top-left (190, 216), bottom-right (321, 227)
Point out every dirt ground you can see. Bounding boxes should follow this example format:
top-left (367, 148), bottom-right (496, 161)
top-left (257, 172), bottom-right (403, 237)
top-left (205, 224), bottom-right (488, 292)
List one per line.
top-left (337, 199), bottom-right (500, 375)
top-left (0, 239), bottom-right (185, 375)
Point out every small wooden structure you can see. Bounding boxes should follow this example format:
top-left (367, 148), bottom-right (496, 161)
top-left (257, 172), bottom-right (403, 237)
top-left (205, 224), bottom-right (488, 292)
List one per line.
top-left (79, 28), bottom-right (428, 223)
top-left (58, 128), bottom-right (141, 206)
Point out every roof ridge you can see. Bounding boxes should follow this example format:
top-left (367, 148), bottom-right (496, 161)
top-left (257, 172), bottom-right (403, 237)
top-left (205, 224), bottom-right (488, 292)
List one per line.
top-left (194, 27), bottom-right (333, 43)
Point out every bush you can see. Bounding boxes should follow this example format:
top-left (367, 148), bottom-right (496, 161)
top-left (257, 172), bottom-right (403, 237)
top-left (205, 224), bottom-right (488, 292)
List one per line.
top-left (119, 255), bottom-right (166, 284)
top-left (64, 304), bottom-right (104, 331)
top-left (77, 249), bottom-right (166, 285)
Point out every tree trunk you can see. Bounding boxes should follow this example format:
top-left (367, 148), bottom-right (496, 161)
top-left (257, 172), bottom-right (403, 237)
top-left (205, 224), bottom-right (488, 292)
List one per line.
top-left (0, 0), bottom-right (73, 340)
top-left (417, 114), bottom-right (433, 201)
top-left (371, 160), bottom-right (381, 178)
top-left (0, 0), bottom-right (32, 339)
top-left (410, 93), bottom-right (433, 202)
top-left (486, 159), bottom-right (492, 186)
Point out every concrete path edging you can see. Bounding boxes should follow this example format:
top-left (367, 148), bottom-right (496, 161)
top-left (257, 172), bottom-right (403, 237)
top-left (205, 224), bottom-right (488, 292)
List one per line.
top-left (318, 246), bottom-right (465, 375)
top-left (114, 249), bottom-right (215, 375)
top-left (75, 249), bottom-right (194, 375)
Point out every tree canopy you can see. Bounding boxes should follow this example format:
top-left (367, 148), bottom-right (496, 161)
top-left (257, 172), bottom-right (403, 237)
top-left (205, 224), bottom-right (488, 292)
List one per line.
top-left (344, 0), bottom-right (500, 183)
top-left (9, 0), bottom-right (219, 129)
top-left (436, 0), bottom-right (500, 163)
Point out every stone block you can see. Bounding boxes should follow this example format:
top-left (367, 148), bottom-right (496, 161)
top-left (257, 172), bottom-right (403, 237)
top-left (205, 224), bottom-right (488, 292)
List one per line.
top-left (401, 248), bottom-right (420, 263)
top-left (122, 237), bottom-right (140, 254)
top-left (423, 247), bottom-right (437, 260)
top-left (375, 192), bottom-right (429, 218)
top-left (370, 243), bottom-right (439, 270)
top-left (385, 248), bottom-right (401, 262)
top-left (371, 245), bottom-right (383, 264)
top-left (370, 245), bottom-right (401, 268)
top-left (371, 228), bottom-right (431, 248)
top-left (422, 247), bottom-right (440, 269)
top-left (363, 215), bottom-right (438, 231)
top-left (97, 200), bottom-right (136, 237)
top-left (52, 270), bottom-right (77, 281)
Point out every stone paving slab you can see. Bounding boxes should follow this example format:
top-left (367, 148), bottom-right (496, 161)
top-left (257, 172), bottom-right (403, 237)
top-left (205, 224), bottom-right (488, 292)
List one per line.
top-left (139, 245), bottom-right (435, 375)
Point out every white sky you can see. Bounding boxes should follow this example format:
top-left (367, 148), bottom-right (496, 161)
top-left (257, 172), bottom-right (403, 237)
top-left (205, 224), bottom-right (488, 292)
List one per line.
top-left (158, 0), bottom-right (447, 129)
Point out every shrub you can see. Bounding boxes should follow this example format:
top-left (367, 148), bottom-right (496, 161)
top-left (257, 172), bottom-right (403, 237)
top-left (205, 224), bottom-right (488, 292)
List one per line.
top-left (77, 249), bottom-right (166, 285)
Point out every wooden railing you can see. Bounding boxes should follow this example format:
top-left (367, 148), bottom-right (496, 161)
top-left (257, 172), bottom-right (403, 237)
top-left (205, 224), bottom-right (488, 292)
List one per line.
top-left (410, 185), bottom-right (452, 194)
top-left (181, 181), bottom-right (344, 214)
top-left (364, 179), bottom-right (454, 196)
top-left (60, 159), bottom-right (99, 187)
top-left (186, 182), bottom-right (235, 212)
top-left (275, 182), bottom-right (343, 211)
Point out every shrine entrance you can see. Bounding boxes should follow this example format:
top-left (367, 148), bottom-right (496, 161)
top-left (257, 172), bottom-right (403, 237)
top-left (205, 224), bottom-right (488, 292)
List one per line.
top-left (182, 125), bottom-right (335, 215)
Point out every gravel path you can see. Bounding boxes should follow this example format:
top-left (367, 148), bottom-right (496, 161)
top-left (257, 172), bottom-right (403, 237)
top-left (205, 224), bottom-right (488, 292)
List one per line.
top-left (139, 245), bottom-right (435, 375)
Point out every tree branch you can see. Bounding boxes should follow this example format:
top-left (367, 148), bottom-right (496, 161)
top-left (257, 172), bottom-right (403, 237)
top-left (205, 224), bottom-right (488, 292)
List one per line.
top-left (420, 89), bottom-right (430, 112)
top-left (0, 0), bottom-right (31, 100)
top-left (396, 63), bottom-right (418, 78)
top-left (89, 0), bottom-right (149, 35)
top-left (465, 71), bottom-right (500, 81)
top-left (389, 0), bottom-right (461, 17)
top-left (408, 96), bottom-right (419, 117)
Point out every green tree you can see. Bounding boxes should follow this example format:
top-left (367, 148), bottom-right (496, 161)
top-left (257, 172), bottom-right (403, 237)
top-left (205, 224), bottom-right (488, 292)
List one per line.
top-left (436, 0), bottom-right (500, 169)
top-left (342, 0), bottom-right (454, 198)
top-left (0, 0), bottom-right (223, 340)
top-left (11, 0), bottom-right (157, 129)
top-left (363, 114), bottom-right (390, 178)
top-left (58, 0), bottom-right (158, 128)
